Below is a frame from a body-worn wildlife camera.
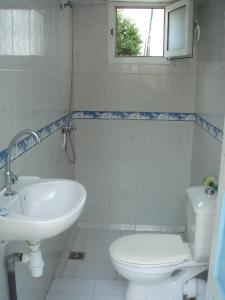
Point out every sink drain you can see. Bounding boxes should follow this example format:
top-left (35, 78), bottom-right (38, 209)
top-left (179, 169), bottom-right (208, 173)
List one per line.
top-left (68, 251), bottom-right (86, 260)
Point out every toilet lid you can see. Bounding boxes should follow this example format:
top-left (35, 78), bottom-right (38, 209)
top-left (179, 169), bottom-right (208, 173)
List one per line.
top-left (109, 234), bottom-right (189, 267)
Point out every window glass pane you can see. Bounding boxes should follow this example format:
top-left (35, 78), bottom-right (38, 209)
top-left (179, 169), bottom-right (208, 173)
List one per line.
top-left (0, 8), bottom-right (44, 56)
top-left (116, 8), bottom-right (164, 57)
top-left (13, 9), bottom-right (30, 55)
top-left (30, 10), bottom-right (44, 55)
top-left (168, 6), bottom-right (185, 51)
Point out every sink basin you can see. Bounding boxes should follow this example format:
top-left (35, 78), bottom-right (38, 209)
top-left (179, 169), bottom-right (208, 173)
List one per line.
top-left (0, 177), bottom-right (86, 242)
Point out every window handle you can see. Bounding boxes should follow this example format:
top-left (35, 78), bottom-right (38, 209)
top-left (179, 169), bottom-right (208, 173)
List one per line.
top-left (110, 28), bottom-right (114, 37)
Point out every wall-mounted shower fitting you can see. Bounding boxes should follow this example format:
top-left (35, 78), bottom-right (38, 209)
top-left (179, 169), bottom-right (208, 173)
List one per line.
top-left (61, 125), bottom-right (77, 148)
top-left (59, 0), bottom-right (76, 163)
top-left (60, 0), bottom-right (73, 10)
top-left (61, 125), bottom-right (77, 134)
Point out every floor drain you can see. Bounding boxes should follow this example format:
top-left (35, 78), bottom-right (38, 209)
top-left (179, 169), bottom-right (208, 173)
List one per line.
top-left (68, 251), bottom-right (86, 260)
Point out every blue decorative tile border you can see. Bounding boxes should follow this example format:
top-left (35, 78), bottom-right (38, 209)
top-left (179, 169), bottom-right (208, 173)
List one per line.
top-left (73, 111), bottom-right (196, 121)
top-left (0, 113), bottom-right (70, 170)
top-left (0, 111), bottom-right (223, 170)
top-left (195, 114), bottom-right (223, 143)
top-left (73, 111), bottom-right (223, 142)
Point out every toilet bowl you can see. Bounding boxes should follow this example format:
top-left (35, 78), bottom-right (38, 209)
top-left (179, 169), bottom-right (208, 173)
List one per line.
top-left (109, 233), bottom-right (207, 300)
top-left (109, 186), bottom-right (217, 300)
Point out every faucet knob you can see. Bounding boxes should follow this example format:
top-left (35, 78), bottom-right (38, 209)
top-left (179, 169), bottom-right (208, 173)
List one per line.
top-left (10, 172), bottom-right (19, 184)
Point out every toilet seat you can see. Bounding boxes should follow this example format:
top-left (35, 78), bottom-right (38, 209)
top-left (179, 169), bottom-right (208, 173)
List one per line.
top-left (109, 233), bottom-right (189, 267)
top-left (109, 234), bottom-right (208, 300)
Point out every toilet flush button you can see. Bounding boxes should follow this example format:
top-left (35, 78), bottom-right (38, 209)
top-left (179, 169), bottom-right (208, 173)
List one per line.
top-left (205, 187), bottom-right (215, 195)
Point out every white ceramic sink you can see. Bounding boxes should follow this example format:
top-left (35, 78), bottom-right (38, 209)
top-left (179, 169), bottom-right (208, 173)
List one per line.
top-left (0, 177), bottom-right (86, 242)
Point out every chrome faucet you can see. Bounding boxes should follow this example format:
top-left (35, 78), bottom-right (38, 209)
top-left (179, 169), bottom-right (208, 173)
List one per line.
top-left (4, 129), bottom-right (41, 196)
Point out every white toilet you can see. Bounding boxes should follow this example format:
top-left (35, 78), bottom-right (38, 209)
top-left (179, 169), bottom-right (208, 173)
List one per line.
top-left (109, 186), bottom-right (216, 300)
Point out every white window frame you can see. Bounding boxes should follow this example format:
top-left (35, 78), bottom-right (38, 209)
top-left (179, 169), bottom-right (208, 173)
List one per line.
top-left (108, 1), bottom-right (171, 64)
top-left (164, 0), bottom-right (194, 59)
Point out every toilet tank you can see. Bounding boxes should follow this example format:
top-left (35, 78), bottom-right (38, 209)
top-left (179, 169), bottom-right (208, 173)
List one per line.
top-left (185, 186), bottom-right (216, 262)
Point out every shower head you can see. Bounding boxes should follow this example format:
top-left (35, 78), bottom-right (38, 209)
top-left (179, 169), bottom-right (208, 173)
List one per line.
top-left (60, 1), bottom-right (73, 10)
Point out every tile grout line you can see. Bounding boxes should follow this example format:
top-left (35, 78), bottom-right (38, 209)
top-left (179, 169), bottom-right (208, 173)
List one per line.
top-left (93, 280), bottom-right (97, 296)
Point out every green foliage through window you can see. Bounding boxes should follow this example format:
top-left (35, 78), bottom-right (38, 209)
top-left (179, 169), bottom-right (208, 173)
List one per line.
top-left (116, 11), bottom-right (142, 56)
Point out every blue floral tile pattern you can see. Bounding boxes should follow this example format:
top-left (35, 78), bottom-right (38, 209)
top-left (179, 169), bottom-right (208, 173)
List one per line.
top-left (72, 111), bottom-right (196, 121)
top-left (195, 114), bottom-right (223, 143)
top-left (72, 111), bottom-right (223, 143)
top-left (0, 111), bottom-right (223, 171)
top-left (0, 113), bottom-right (70, 170)
top-left (0, 151), bottom-right (7, 170)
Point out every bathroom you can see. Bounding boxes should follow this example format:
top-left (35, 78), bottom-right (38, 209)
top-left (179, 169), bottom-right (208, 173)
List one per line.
top-left (0, 0), bottom-right (224, 299)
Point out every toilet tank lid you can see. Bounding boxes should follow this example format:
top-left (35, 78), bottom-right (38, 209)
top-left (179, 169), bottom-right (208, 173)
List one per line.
top-left (186, 186), bottom-right (217, 215)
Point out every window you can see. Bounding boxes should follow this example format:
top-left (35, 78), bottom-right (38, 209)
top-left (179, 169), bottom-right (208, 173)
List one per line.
top-left (108, 0), bottom-right (194, 63)
top-left (0, 9), bottom-right (44, 56)
top-left (165, 0), bottom-right (194, 58)
top-left (116, 7), bottom-right (165, 57)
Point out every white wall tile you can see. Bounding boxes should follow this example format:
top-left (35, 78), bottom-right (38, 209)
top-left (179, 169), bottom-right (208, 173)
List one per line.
top-left (75, 155), bottom-right (110, 190)
top-left (136, 158), bottom-right (163, 193)
top-left (191, 0), bottom-right (224, 187)
top-left (73, 3), bottom-right (195, 113)
top-left (72, 229), bottom-right (88, 251)
top-left (107, 121), bottom-right (137, 157)
top-left (75, 120), bottom-right (111, 156)
top-left (191, 124), bottom-right (222, 185)
top-left (135, 191), bottom-right (165, 225)
top-left (85, 229), bottom-right (120, 245)
top-left (109, 191), bottom-right (136, 225)
top-left (73, 2), bottom-right (195, 229)
top-left (0, 71), bottom-right (15, 120)
top-left (190, 3), bottom-right (224, 296)
top-left (75, 121), bottom-right (194, 227)
top-left (109, 156), bottom-right (137, 192)
top-left (0, 1), bottom-right (74, 300)
top-left (79, 189), bottom-right (109, 224)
